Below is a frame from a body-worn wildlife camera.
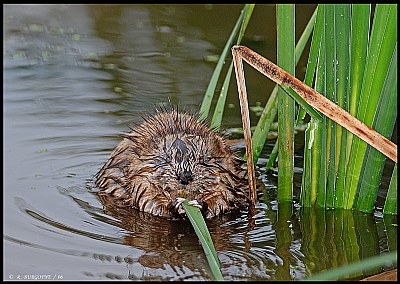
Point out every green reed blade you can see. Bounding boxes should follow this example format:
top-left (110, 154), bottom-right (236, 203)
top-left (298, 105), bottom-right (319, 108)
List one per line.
top-left (265, 138), bottom-right (278, 171)
top-left (182, 200), bottom-right (223, 281)
top-left (252, 7), bottom-right (317, 164)
top-left (334, 4), bottom-right (351, 117)
top-left (301, 121), bottom-right (314, 207)
top-left (346, 4), bottom-right (370, 164)
top-left (296, 6), bottom-right (321, 124)
top-left (211, 62), bottom-right (233, 130)
top-left (383, 163), bottom-right (398, 215)
top-left (344, 4), bottom-right (397, 209)
top-left (314, 119), bottom-right (327, 209)
top-left (294, 7), bottom-right (318, 75)
top-left (211, 4), bottom-right (254, 130)
top-left (237, 4), bottom-right (255, 44)
top-left (314, 5), bottom-right (328, 208)
top-left (354, 44), bottom-right (397, 213)
top-left (277, 4), bottom-right (295, 202)
top-left (299, 5), bottom-right (324, 207)
top-left (324, 4), bottom-right (337, 208)
top-left (305, 250), bottom-right (397, 281)
top-left (333, 4), bottom-right (351, 208)
top-left (250, 86), bottom-right (278, 163)
top-left (199, 5), bottom-right (246, 121)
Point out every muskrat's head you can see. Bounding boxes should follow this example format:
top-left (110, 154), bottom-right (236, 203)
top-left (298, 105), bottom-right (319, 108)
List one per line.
top-left (125, 110), bottom-right (240, 197)
top-left (96, 109), bottom-right (248, 219)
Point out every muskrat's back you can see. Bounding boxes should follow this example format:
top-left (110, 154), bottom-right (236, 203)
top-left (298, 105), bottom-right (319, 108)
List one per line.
top-left (95, 109), bottom-right (249, 219)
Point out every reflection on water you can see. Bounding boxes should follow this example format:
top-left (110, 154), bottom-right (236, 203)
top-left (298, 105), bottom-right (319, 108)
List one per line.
top-left (4, 4), bottom-right (396, 281)
top-left (298, 208), bottom-right (397, 279)
top-left (6, 183), bottom-right (397, 280)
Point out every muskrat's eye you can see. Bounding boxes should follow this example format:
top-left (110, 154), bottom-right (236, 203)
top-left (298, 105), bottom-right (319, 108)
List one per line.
top-left (198, 155), bottom-right (209, 165)
top-left (198, 156), bottom-right (204, 164)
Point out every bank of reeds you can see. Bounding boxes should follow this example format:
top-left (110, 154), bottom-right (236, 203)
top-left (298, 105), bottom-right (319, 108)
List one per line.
top-left (195, 3), bottom-right (397, 279)
top-left (201, 4), bottom-right (397, 214)
top-left (196, 4), bottom-right (397, 279)
top-left (299, 4), bottom-right (397, 214)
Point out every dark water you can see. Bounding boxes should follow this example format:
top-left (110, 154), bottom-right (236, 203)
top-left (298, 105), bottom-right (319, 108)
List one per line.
top-left (4, 4), bottom-right (396, 281)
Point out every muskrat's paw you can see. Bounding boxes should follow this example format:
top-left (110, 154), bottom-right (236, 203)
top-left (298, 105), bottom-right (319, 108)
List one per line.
top-left (188, 199), bottom-right (209, 215)
top-left (168, 197), bottom-right (186, 215)
top-left (167, 198), bottom-right (209, 217)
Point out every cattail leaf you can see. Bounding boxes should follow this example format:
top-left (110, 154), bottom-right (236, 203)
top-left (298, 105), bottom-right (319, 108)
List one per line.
top-left (211, 4), bottom-right (255, 130)
top-left (199, 5), bottom-right (249, 121)
top-left (182, 200), bottom-right (223, 281)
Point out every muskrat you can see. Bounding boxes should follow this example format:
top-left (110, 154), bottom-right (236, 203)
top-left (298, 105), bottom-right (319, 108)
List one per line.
top-left (95, 108), bottom-right (249, 219)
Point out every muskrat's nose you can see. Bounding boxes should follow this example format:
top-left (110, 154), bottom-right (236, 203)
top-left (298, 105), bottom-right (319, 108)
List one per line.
top-left (179, 170), bottom-right (193, 185)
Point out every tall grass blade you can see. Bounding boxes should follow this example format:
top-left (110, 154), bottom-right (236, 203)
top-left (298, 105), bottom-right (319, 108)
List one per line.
top-left (294, 7), bottom-right (318, 77)
top-left (314, 5), bottom-right (327, 207)
top-left (346, 4), bottom-right (370, 164)
top-left (296, 7), bottom-right (321, 124)
top-left (211, 4), bottom-right (254, 130)
top-left (383, 164), bottom-right (397, 215)
top-left (199, 5), bottom-right (246, 121)
top-left (333, 4), bottom-right (351, 208)
top-left (314, 40), bottom-right (327, 208)
top-left (301, 122), bottom-right (314, 206)
top-left (354, 44), bottom-right (397, 213)
top-left (344, 4), bottom-right (397, 209)
top-left (251, 86), bottom-right (278, 163)
top-left (237, 4), bottom-right (255, 42)
top-left (323, 4), bottom-right (336, 208)
top-left (300, 5), bottom-right (324, 207)
top-left (182, 200), bottom-right (223, 281)
top-left (265, 138), bottom-right (279, 171)
top-left (211, 63), bottom-right (233, 130)
top-left (277, 4), bottom-right (295, 202)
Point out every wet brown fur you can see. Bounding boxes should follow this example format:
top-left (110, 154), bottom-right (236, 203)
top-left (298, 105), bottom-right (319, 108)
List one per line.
top-left (95, 108), bottom-right (249, 219)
